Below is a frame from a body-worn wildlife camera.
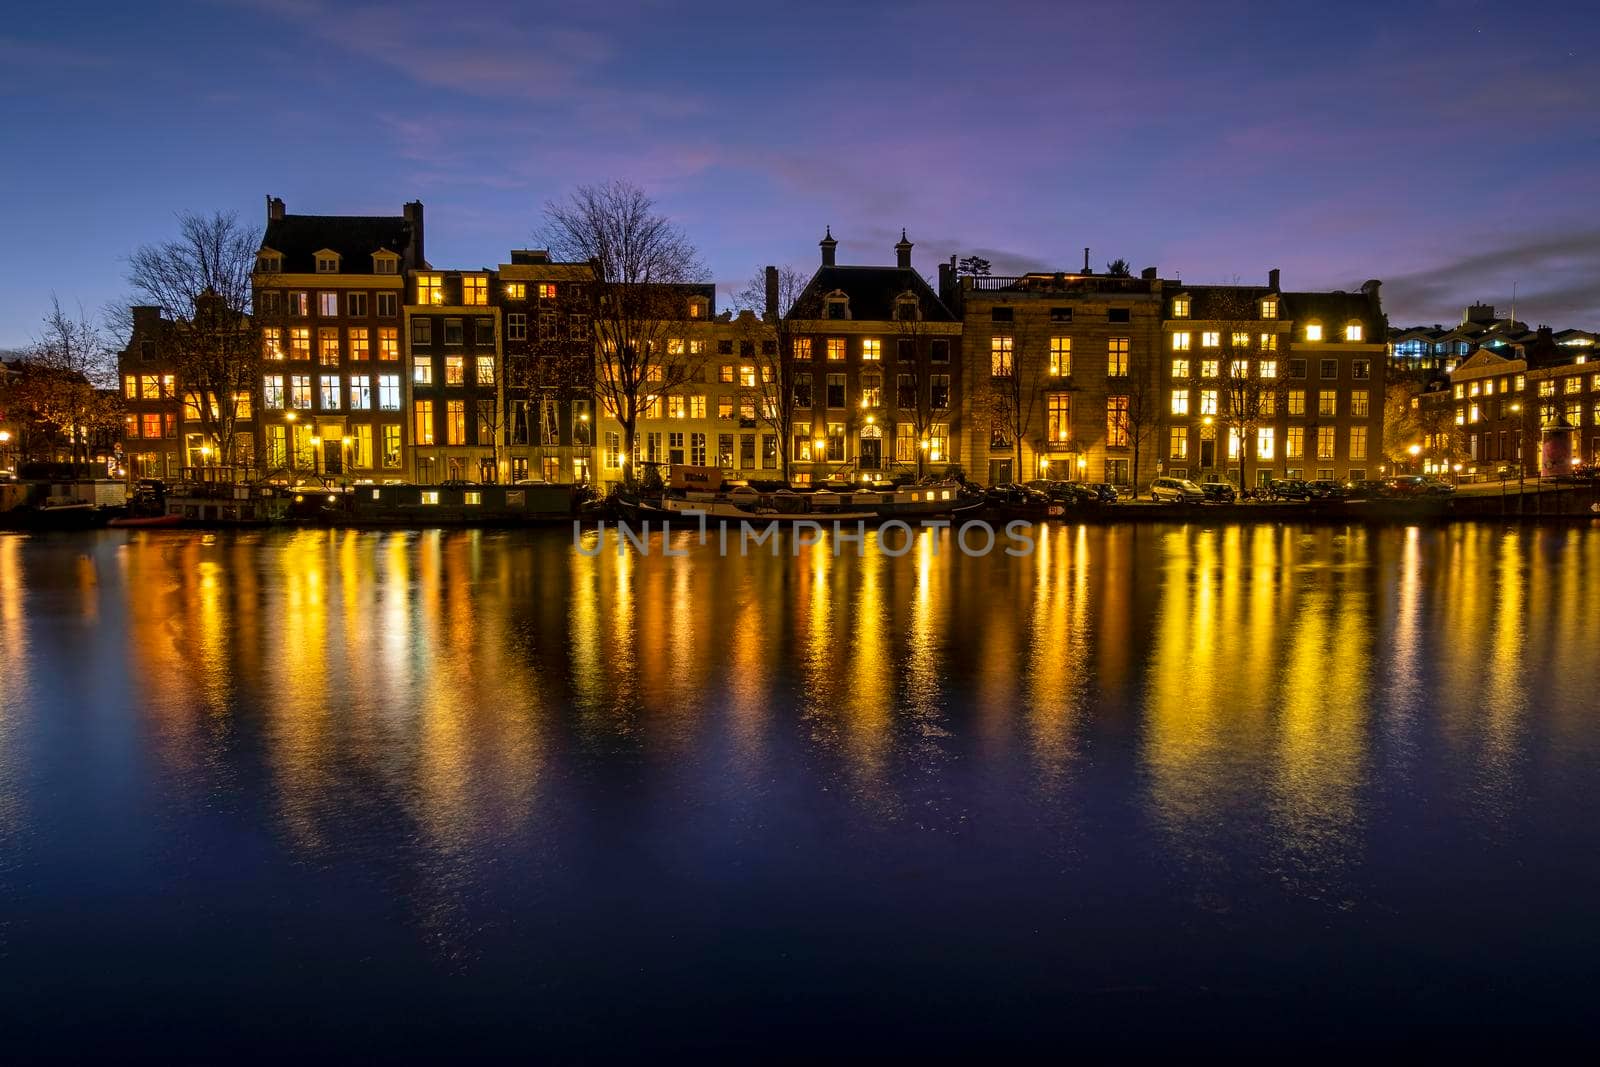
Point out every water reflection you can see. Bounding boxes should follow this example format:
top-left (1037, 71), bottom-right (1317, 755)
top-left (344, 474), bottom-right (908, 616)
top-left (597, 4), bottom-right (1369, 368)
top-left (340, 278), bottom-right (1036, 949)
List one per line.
top-left (3, 521), bottom-right (1600, 968)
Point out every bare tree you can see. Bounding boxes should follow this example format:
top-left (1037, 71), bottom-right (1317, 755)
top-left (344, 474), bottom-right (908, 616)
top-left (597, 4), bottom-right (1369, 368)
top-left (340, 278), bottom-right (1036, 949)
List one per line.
top-left (541, 181), bottom-right (705, 486)
top-left (1122, 344), bottom-right (1162, 490)
top-left (976, 310), bottom-right (1051, 482)
top-left (734, 264), bottom-right (807, 482)
top-left (24, 296), bottom-right (117, 464)
top-left (1187, 291), bottom-right (1285, 491)
top-left (125, 211), bottom-right (262, 473)
top-left (893, 310), bottom-right (954, 479)
top-left (503, 309), bottom-right (594, 481)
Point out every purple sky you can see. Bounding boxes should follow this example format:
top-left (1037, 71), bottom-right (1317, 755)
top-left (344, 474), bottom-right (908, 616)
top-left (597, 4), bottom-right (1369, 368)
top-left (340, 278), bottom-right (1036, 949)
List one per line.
top-left (2, 0), bottom-right (1597, 350)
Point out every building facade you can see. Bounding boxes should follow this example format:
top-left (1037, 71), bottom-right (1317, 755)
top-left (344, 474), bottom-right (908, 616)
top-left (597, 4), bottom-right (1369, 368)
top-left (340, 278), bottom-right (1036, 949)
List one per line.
top-left (497, 250), bottom-right (596, 484)
top-left (952, 268), bottom-right (1165, 487)
top-left (253, 196), bottom-right (424, 481)
top-left (1160, 274), bottom-right (1387, 488)
top-left (784, 230), bottom-right (963, 483)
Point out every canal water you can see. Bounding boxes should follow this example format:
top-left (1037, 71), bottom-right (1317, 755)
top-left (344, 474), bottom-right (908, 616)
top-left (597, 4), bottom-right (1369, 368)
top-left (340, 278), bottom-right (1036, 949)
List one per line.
top-left (1, 524), bottom-right (1597, 1056)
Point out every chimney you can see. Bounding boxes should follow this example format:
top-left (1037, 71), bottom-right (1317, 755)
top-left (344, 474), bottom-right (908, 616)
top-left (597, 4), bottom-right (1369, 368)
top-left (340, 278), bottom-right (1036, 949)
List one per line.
top-left (764, 265), bottom-right (779, 321)
top-left (1268, 267), bottom-right (1280, 290)
top-left (895, 229), bottom-right (913, 270)
top-left (1082, 247), bottom-right (1091, 273)
top-left (403, 200), bottom-right (426, 269)
top-left (819, 226), bottom-right (837, 267)
top-left (1140, 266), bottom-right (1157, 280)
top-left (266, 195), bottom-right (285, 223)
top-left (938, 258), bottom-right (956, 307)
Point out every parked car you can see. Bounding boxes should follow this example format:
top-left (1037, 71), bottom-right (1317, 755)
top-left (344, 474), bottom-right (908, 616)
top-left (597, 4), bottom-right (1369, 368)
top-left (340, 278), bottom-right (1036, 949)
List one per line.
top-left (1266, 479), bottom-right (1312, 501)
top-left (1150, 477), bottom-right (1205, 504)
top-left (1306, 479), bottom-right (1347, 499)
top-left (1386, 475), bottom-right (1455, 497)
top-left (1199, 481), bottom-right (1236, 504)
top-left (1079, 482), bottom-right (1120, 504)
top-left (1025, 479), bottom-right (1082, 505)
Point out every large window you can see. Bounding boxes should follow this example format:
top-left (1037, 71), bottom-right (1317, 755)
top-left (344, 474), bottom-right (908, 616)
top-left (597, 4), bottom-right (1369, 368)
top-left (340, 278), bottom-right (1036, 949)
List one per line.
top-left (1047, 393), bottom-right (1071, 443)
top-left (991, 336), bottom-right (1013, 376)
top-left (1350, 426), bottom-right (1368, 460)
top-left (476, 356), bottom-right (495, 386)
top-left (1108, 338), bottom-right (1129, 377)
top-left (264, 375), bottom-right (285, 410)
top-left (1050, 337), bottom-right (1071, 376)
top-left (378, 375), bottom-right (400, 410)
top-left (349, 376), bottom-right (371, 410)
top-left (382, 425), bottom-right (401, 467)
top-left (319, 377), bottom-right (340, 410)
top-left (290, 374), bottom-right (312, 409)
top-left (378, 327), bottom-right (399, 360)
top-left (290, 328), bottom-right (310, 360)
top-left (1287, 426), bottom-right (1304, 458)
top-left (826, 338), bottom-right (846, 361)
top-left (1256, 427), bottom-right (1275, 461)
top-left (1170, 427), bottom-right (1188, 459)
top-left (1170, 389), bottom-right (1190, 416)
top-left (348, 327), bottom-right (369, 360)
top-left (319, 328), bottom-right (340, 365)
top-left (414, 357), bottom-right (433, 386)
top-left (417, 275), bottom-right (444, 305)
top-left (1172, 331), bottom-right (1191, 352)
top-left (862, 338), bottom-right (881, 361)
top-left (462, 276), bottom-right (487, 306)
top-left (1106, 396), bottom-right (1129, 447)
top-left (826, 373), bottom-right (846, 409)
top-left (1317, 425), bottom-right (1336, 459)
top-left (447, 400), bottom-right (466, 445)
top-left (414, 400), bottom-right (435, 445)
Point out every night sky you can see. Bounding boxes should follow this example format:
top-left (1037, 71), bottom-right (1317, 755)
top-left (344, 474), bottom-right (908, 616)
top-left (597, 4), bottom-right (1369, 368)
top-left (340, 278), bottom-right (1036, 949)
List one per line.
top-left (2, 0), bottom-right (1596, 349)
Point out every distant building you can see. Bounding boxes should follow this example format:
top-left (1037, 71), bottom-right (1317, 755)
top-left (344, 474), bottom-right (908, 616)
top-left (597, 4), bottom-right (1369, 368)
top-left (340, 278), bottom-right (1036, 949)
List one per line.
top-left (404, 267), bottom-right (502, 484)
top-left (1389, 302), bottom-right (1597, 374)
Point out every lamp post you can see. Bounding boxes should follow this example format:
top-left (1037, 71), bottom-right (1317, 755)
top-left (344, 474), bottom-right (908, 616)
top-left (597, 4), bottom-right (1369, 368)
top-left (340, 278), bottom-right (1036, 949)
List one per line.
top-left (1509, 403), bottom-right (1525, 498)
top-left (309, 435), bottom-right (322, 479)
top-left (1407, 443), bottom-right (1421, 475)
top-left (341, 436), bottom-right (353, 484)
top-left (200, 444), bottom-right (214, 483)
top-left (285, 411), bottom-right (298, 474)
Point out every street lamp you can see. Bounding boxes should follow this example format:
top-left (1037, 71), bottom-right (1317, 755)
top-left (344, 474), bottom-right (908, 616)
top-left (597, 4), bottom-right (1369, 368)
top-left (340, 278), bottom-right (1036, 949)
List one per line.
top-left (309, 435), bottom-right (323, 478)
top-left (341, 436), bottom-right (353, 483)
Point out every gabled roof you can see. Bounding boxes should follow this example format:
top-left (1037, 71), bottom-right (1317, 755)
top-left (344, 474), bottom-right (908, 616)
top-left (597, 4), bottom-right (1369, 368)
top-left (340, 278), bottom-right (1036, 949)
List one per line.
top-left (261, 214), bottom-right (418, 274)
top-left (789, 265), bottom-right (957, 322)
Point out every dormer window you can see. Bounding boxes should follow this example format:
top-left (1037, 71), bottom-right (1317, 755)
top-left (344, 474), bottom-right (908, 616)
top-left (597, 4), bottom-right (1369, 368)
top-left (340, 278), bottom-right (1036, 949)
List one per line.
top-left (1260, 296), bottom-right (1278, 319)
top-left (823, 291), bottom-right (850, 320)
top-left (687, 296), bottom-right (708, 319)
top-left (895, 294), bottom-right (920, 321)
top-left (257, 252), bottom-right (282, 274)
top-left (1304, 321), bottom-right (1323, 342)
top-left (371, 250), bottom-right (400, 275)
top-left (1171, 295), bottom-right (1190, 318)
top-left (315, 250), bottom-right (341, 274)
top-left (462, 275), bottom-right (488, 306)
top-left (417, 274), bottom-right (444, 305)
top-left (1345, 322), bottom-right (1364, 342)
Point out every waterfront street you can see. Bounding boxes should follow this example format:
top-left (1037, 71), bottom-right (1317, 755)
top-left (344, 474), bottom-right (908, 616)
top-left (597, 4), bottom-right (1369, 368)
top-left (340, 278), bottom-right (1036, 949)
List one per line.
top-left (2, 524), bottom-right (1598, 1056)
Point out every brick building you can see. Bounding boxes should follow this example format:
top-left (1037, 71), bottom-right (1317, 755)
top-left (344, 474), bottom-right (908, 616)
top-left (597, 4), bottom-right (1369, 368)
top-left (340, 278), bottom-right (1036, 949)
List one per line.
top-left (253, 196), bottom-right (424, 481)
top-left (497, 250), bottom-right (597, 484)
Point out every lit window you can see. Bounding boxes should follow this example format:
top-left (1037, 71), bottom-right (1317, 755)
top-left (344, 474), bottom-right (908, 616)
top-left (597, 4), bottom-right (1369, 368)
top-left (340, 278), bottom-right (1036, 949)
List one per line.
top-left (1345, 323), bottom-right (1363, 342)
top-left (740, 365), bottom-right (756, 387)
top-left (991, 336), bottom-right (1014, 376)
top-left (1172, 331), bottom-right (1191, 351)
top-left (1305, 323), bottom-right (1323, 341)
top-left (378, 328), bottom-right (398, 360)
top-left (1050, 337), bottom-right (1071, 376)
top-left (1108, 338), bottom-right (1129, 376)
top-left (1201, 331), bottom-right (1220, 348)
top-left (1106, 396), bottom-right (1129, 447)
top-left (290, 328), bottom-right (310, 359)
top-left (1171, 390), bottom-right (1190, 416)
top-left (1288, 389), bottom-right (1305, 415)
top-left (1257, 427), bottom-right (1275, 460)
top-left (1170, 427), bottom-right (1188, 459)
top-left (319, 328), bottom-right (340, 365)
top-left (1260, 297), bottom-right (1277, 319)
top-left (505, 282), bottom-right (526, 300)
top-left (1171, 358), bottom-right (1189, 378)
top-left (414, 400), bottom-right (435, 445)
top-left (417, 275), bottom-right (444, 305)
top-left (446, 400), bottom-right (465, 444)
top-left (421, 490), bottom-right (440, 505)
top-left (465, 491), bottom-right (482, 505)
top-left (1319, 390), bottom-right (1337, 416)
top-left (826, 338), bottom-right (846, 361)
top-left (1201, 359), bottom-right (1219, 378)
top-left (378, 375), bottom-right (400, 411)
top-left (348, 327), bottom-right (368, 360)
top-left (1259, 360), bottom-right (1277, 379)
top-left (862, 338), bottom-right (881, 361)
top-left (1200, 389), bottom-right (1218, 415)
top-left (1260, 333), bottom-right (1278, 351)
top-left (263, 327), bottom-right (284, 360)
top-left (538, 282), bottom-right (557, 300)
top-left (477, 356), bottom-right (495, 385)
top-left (462, 276), bottom-right (487, 306)
top-left (445, 355), bottom-right (464, 385)
top-left (319, 292), bottom-right (339, 317)
top-left (414, 357), bottom-right (433, 385)
top-left (1172, 296), bottom-right (1190, 318)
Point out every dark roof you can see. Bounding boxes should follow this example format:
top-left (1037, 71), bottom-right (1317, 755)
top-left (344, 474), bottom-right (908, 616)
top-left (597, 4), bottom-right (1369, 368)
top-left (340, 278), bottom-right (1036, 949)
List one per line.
top-left (261, 214), bottom-right (418, 273)
top-left (1173, 284), bottom-right (1381, 326)
top-left (789, 265), bottom-right (957, 322)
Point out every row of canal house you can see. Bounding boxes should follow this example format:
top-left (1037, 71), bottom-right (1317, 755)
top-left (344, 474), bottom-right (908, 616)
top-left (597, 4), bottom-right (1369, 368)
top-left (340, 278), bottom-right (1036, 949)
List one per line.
top-left (118, 198), bottom-right (1387, 491)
